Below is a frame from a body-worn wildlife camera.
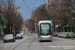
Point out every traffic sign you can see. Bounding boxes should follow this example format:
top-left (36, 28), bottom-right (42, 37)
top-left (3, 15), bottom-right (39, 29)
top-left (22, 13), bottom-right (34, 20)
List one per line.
top-left (0, 15), bottom-right (6, 28)
top-left (3, 19), bottom-right (6, 28)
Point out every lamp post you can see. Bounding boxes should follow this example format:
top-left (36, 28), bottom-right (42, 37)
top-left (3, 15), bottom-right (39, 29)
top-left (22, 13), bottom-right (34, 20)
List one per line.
top-left (13, 5), bottom-right (20, 35)
top-left (0, 14), bottom-right (2, 39)
top-left (62, 1), bottom-right (65, 32)
top-left (34, 19), bottom-right (36, 31)
top-left (12, 5), bottom-right (15, 35)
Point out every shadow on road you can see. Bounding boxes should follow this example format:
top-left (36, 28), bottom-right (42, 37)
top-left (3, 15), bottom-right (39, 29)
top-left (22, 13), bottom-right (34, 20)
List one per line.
top-left (39, 40), bottom-right (52, 42)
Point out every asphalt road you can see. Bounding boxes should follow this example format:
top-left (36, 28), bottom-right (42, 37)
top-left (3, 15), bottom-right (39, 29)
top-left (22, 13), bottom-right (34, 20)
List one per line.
top-left (0, 31), bottom-right (75, 50)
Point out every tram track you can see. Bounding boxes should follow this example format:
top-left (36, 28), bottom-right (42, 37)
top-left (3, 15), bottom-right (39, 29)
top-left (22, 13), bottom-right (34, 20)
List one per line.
top-left (11, 33), bottom-right (64, 50)
top-left (13, 38), bottom-right (29, 50)
top-left (40, 42), bottom-right (48, 50)
top-left (28, 38), bottom-right (36, 50)
top-left (28, 37), bottom-right (48, 50)
top-left (6, 38), bottom-right (65, 50)
top-left (12, 37), bottom-right (36, 50)
top-left (27, 37), bottom-right (48, 50)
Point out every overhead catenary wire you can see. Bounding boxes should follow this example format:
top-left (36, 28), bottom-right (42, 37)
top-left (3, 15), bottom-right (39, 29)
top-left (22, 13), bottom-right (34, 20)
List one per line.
top-left (23, 0), bottom-right (31, 12)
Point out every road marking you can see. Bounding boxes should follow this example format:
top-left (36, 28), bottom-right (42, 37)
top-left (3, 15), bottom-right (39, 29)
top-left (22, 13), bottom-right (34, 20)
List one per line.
top-left (48, 46), bottom-right (75, 49)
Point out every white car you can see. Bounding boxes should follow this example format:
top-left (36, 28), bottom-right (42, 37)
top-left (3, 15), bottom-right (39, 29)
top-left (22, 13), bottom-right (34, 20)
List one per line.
top-left (58, 32), bottom-right (62, 37)
top-left (61, 32), bottom-right (68, 38)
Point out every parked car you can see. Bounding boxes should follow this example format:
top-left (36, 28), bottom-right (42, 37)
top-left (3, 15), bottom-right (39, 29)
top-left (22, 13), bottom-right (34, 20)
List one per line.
top-left (68, 32), bottom-right (75, 38)
top-left (55, 32), bottom-right (59, 36)
top-left (3, 34), bottom-right (15, 43)
top-left (53, 32), bottom-right (56, 36)
top-left (53, 32), bottom-right (59, 36)
top-left (61, 32), bottom-right (69, 38)
top-left (15, 34), bottom-right (22, 39)
top-left (30, 30), bottom-right (33, 33)
top-left (20, 33), bottom-right (24, 38)
top-left (58, 32), bottom-right (62, 37)
top-left (28, 29), bottom-right (31, 31)
top-left (30, 30), bottom-right (35, 33)
top-left (20, 33), bottom-right (24, 35)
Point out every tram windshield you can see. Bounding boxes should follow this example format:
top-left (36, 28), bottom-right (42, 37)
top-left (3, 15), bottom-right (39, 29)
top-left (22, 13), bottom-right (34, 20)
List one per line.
top-left (40, 23), bottom-right (51, 34)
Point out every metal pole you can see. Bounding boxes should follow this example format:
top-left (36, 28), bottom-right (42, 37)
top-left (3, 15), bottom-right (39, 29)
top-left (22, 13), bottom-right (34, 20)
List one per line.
top-left (62, 1), bottom-right (64, 32)
top-left (13, 6), bottom-right (20, 35)
top-left (13, 21), bottom-right (14, 35)
top-left (8, 2), bottom-right (11, 34)
top-left (9, 16), bottom-right (11, 34)
top-left (63, 16), bottom-right (64, 32)
top-left (34, 19), bottom-right (36, 31)
top-left (13, 5), bottom-right (14, 35)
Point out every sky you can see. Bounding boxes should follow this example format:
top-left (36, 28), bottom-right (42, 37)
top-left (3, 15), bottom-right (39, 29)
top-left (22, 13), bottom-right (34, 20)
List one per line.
top-left (14, 0), bottom-right (45, 20)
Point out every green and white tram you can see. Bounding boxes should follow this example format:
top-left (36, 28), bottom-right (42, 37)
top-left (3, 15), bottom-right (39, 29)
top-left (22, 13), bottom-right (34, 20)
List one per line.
top-left (38, 20), bottom-right (53, 42)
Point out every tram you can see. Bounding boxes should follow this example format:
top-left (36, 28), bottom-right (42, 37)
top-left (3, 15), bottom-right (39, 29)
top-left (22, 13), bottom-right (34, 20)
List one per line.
top-left (38, 20), bottom-right (53, 41)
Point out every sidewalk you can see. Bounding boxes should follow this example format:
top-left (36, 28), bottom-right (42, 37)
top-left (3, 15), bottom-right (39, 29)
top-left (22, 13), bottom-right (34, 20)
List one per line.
top-left (0, 37), bottom-right (3, 40)
top-left (0, 39), bottom-right (2, 40)
top-left (0, 39), bottom-right (3, 44)
top-left (0, 37), bottom-right (3, 43)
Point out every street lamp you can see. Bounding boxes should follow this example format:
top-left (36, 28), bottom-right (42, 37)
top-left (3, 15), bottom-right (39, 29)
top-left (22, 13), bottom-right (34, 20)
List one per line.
top-left (13, 5), bottom-right (20, 35)
top-left (62, 1), bottom-right (65, 32)
top-left (0, 14), bottom-right (3, 38)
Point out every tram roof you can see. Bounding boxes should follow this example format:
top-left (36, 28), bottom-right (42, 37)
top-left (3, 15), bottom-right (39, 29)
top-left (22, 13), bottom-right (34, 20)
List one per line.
top-left (38, 20), bottom-right (52, 25)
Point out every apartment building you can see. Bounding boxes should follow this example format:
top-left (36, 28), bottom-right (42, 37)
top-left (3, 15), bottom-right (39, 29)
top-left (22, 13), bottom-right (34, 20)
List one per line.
top-left (45, 0), bottom-right (63, 7)
top-left (45, 0), bottom-right (62, 3)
